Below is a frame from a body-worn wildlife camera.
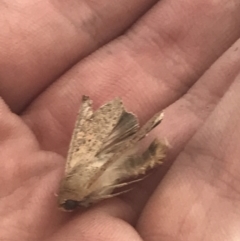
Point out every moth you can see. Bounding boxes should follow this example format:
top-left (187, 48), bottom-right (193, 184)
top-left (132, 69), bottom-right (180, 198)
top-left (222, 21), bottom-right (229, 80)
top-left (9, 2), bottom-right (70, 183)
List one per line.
top-left (58, 95), bottom-right (168, 211)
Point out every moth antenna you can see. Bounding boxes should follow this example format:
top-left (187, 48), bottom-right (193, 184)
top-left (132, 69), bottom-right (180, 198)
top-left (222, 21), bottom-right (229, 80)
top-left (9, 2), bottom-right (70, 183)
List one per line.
top-left (93, 189), bottom-right (132, 201)
top-left (102, 174), bottom-right (150, 192)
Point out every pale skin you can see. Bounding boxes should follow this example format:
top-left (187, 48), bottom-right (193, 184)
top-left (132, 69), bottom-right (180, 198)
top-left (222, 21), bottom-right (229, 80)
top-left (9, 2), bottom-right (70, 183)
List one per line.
top-left (1, 0), bottom-right (240, 240)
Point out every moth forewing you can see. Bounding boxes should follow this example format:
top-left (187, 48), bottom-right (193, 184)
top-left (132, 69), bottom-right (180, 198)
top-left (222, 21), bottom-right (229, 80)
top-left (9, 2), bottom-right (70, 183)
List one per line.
top-left (58, 96), bottom-right (168, 211)
top-left (65, 95), bottom-right (93, 172)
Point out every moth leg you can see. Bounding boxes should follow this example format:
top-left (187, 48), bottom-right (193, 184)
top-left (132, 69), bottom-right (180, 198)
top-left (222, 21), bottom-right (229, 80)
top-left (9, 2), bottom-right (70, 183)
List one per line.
top-left (101, 177), bottom-right (146, 192)
top-left (93, 189), bottom-right (132, 201)
top-left (120, 138), bottom-right (168, 178)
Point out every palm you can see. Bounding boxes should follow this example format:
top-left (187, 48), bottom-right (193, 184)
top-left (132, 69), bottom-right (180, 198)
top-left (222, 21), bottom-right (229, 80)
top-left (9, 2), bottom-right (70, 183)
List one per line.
top-left (1, 1), bottom-right (240, 240)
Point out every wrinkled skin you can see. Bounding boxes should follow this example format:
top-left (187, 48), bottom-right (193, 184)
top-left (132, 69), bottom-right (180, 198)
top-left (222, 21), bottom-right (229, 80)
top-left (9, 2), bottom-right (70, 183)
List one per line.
top-left (1, 1), bottom-right (240, 240)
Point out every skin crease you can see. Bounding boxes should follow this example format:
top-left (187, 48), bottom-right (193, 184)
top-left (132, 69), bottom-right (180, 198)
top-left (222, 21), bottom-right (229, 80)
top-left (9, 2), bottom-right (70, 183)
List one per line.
top-left (1, 0), bottom-right (240, 240)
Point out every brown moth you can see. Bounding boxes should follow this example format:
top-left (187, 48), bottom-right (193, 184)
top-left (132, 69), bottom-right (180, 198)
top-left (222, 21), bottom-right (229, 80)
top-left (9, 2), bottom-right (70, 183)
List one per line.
top-left (58, 95), bottom-right (168, 211)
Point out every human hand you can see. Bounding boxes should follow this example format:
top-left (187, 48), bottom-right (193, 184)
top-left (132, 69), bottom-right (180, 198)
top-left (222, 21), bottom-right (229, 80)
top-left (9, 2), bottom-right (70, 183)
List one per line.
top-left (1, 1), bottom-right (240, 240)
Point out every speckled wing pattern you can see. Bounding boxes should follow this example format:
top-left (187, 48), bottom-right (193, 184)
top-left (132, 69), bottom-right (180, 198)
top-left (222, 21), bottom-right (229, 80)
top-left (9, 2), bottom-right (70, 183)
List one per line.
top-left (98, 111), bottom-right (139, 154)
top-left (65, 95), bottom-right (93, 172)
top-left (66, 96), bottom-right (124, 176)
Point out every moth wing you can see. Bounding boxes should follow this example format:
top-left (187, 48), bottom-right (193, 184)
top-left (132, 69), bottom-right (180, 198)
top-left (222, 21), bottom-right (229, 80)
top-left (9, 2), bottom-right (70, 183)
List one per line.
top-left (132, 112), bottom-right (164, 142)
top-left (88, 111), bottom-right (164, 187)
top-left (118, 138), bottom-right (168, 180)
top-left (65, 95), bottom-right (93, 172)
top-left (65, 97), bottom-right (125, 172)
top-left (89, 139), bottom-right (168, 201)
top-left (98, 111), bottom-right (139, 154)
top-left (107, 111), bottom-right (164, 157)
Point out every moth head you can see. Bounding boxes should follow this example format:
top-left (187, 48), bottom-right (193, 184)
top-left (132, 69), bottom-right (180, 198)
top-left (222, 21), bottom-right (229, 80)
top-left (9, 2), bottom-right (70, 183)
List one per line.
top-left (60, 199), bottom-right (79, 211)
top-left (58, 176), bottom-right (94, 211)
top-left (58, 196), bottom-right (94, 211)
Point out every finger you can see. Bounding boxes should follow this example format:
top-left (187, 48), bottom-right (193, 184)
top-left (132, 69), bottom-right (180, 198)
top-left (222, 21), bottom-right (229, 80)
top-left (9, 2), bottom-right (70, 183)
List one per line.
top-left (0, 97), bottom-right (70, 240)
top-left (48, 201), bottom-right (144, 241)
top-left (0, 0), bottom-right (158, 112)
top-left (23, 0), bottom-right (240, 156)
top-left (137, 59), bottom-right (240, 239)
top-left (121, 38), bottom-right (240, 224)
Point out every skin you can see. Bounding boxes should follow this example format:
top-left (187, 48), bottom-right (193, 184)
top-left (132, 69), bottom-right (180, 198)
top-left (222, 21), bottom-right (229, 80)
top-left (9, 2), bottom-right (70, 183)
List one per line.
top-left (1, 0), bottom-right (240, 240)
